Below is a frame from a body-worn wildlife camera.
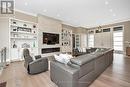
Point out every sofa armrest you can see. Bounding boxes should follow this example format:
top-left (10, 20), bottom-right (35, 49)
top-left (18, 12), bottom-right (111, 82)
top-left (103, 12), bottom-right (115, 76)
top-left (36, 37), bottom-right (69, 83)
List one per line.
top-left (50, 60), bottom-right (79, 87)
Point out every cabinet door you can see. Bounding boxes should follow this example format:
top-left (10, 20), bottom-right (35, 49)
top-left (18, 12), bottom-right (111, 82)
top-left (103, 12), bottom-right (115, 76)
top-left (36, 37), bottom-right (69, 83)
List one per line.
top-left (11, 48), bottom-right (24, 61)
top-left (94, 33), bottom-right (102, 48)
top-left (81, 34), bottom-right (87, 48)
top-left (11, 48), bottom-right (19, 60)
top-left (102, 32), bottom-right (112, 48)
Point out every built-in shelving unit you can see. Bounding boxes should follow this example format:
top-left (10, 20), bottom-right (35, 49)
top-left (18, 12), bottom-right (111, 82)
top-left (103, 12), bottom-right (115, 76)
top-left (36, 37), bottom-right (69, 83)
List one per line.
top-left (9, 18), bottom-right (38, 61)
top-left (75, 34), bottom-right (80, 48)
top-left (61, 28), bottom-right (72, 53)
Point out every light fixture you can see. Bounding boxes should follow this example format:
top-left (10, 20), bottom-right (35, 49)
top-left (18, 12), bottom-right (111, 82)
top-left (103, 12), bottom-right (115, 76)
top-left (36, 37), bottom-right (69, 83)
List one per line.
top-left (25, 2), bottom-right (28, 6)
top-left (105, 1), bottom-right (109, 5)
top-left (113, 14), bottom-right (116, 17)
top-left (57, 14), bottom-right (60, 17)
top-left (109, 9), bottom-right (113, 12)
top-left (43, 9), bottom-right (47, 12)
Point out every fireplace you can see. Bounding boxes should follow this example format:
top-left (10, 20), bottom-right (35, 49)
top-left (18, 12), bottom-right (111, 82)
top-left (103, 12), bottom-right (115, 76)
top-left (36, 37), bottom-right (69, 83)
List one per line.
top-left (41, 47), bottom-right (60, 54)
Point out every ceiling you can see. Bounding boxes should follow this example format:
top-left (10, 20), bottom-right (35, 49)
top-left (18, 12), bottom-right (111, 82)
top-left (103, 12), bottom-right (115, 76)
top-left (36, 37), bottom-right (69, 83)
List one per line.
top-left (15, 0), bottom-right (130, 28)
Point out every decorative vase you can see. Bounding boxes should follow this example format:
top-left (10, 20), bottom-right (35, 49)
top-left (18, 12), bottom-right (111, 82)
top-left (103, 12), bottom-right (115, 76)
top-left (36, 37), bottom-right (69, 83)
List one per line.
top-left (13, 41), bottom-right (17, 48)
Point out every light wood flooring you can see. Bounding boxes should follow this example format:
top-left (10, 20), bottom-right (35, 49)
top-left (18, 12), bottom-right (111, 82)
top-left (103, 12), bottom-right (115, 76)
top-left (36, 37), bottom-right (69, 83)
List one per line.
top-left (0, 54), bottom-right (130, 87)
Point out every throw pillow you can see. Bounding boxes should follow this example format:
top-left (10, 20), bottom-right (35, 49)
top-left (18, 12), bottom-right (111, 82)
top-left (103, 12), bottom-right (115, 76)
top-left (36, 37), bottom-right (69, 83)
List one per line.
top-left (54, 54), bottom-right (64, 64)
top-left (82, 48), bottom-right (86, 52)
top-left (59, 53), bottom-right (73, 64)
top-left (59, 54), bottom-right (69, 64)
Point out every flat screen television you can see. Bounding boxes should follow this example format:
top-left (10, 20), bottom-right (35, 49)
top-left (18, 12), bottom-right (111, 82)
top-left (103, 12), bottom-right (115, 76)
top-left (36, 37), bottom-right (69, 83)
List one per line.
top-left (43, 32), bottom-right (59, 45)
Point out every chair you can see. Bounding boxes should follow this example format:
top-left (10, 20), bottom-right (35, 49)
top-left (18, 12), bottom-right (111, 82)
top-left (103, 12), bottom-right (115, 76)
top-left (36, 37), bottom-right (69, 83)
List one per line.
top-left (23, 49), bottom-right (48, 74)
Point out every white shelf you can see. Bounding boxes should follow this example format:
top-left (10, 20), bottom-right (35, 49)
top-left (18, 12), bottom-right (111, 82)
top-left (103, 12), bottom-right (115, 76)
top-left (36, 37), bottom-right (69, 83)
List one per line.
top-left (10, 31), bottom-right (37, 35)
top-left (10, 25), bottom-right (37, 30)
top-left (10, 18), bottom-right (37, 25)
top-left (9, 18), bottom-right (38, 61)
top-left (10, 37), bottom-right (37, 40)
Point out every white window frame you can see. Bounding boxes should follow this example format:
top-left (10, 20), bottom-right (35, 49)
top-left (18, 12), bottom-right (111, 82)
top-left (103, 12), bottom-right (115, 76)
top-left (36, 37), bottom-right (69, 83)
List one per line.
top-left (88, 33), bottom-right (94, 47)
top-left (112, 25), bottom-right (124, 53)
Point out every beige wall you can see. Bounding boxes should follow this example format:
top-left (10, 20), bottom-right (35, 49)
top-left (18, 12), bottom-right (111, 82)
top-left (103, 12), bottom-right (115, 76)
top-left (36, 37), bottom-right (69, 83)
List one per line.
top-left (14, 11), bottom-right (37, 23)
top-left (0, 11), bottom-right (37, 23)
top-left (62, 24), bottom-right (88, 48)
top-left (62, 24), bottom-right (77, 31)
top-left (73, 27), bottom-right (87, 34)
top-left (37, 14), bottom-right (62, 54)
top-left (88, 21), bottom-right (130, 52)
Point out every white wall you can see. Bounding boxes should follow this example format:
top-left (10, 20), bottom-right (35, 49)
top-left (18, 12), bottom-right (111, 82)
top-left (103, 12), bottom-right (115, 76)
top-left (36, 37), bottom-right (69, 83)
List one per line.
top-left (0, 18), bottom-right (9, 61)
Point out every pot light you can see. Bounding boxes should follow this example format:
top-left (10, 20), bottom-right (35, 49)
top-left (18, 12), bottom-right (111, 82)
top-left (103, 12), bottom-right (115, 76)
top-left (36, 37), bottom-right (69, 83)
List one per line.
top-left (57, 14), bottom-right (60, 17)
top-left (113, 14), bottom-right (116, 17)
top-left (25, 2), bottom-right (28, 6)
top-left (109, 9), bottom-right (113, 12)
top-left (43, 9), bottom-right (47, 12)
top-left (105, 1), bottom-right (109, 5)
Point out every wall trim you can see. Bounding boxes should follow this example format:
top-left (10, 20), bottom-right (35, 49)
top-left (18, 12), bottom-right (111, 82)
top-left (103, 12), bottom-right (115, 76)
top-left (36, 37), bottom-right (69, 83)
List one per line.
top-left (87, 18), bottom-right (130, 29)
top-left (15, 9), bottom-right (37, 17)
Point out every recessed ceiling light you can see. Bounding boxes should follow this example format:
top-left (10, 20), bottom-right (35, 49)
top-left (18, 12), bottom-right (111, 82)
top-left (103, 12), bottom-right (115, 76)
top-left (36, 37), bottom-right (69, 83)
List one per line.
top-left (109, 9), bottom-right (113, 12)
top-left (43, 9), bottom-right (47, 12)
top-left (25, 2), bottom-right (28, 6)
top-left (57, 14), bottom-right (60, 17)
top-left (113, 14), bottom-right (116, 17)
top-left (105, 1), bottom-right (109, 5)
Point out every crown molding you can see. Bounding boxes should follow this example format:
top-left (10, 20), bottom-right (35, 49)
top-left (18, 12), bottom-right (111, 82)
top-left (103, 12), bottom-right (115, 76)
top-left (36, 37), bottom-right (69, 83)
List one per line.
top-left (83, 18), bottom-right (130, 28)
top-left (15, 9), bottom-right (37, 17)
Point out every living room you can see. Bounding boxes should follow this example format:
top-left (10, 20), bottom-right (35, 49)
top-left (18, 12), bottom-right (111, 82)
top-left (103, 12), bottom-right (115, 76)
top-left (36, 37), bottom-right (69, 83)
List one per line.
top-left (0, 0), bottom-right (130, 87)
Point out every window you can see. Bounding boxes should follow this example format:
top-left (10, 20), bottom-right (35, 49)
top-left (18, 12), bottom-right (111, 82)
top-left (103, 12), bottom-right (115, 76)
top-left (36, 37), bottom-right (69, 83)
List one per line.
top-left (113, 26), bottom-right (123, 52)
top-left (88, 34), bottom-right (94, 47)
top-left (103, 28), bottom-right (111, 32)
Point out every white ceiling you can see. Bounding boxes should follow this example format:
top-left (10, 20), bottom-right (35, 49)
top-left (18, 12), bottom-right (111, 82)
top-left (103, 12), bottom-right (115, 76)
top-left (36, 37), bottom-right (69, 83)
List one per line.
top-left (15, 0), bottom-right (130, 28)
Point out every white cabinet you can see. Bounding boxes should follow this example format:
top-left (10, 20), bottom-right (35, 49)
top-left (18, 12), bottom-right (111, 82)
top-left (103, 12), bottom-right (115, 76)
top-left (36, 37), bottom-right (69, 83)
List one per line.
top-left (94, 28), bottom-right (112, 48)
top-left (94, 33), bottom-right (103, 48)
top-left (81, 34), bottom-right (87, 48)
top-left (9, 18), bottom-right (38, 61)
top-left (102, 32), bottom-right (112, 48)
top-left (10, 48), bottom-right (19, 60)
top-left (0, 17), bottom-right (38, 62)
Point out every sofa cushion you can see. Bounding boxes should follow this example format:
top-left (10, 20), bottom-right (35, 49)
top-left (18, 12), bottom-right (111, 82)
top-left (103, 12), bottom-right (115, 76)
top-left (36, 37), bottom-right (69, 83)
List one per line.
top-left (70, 54), bottom-right (96, 66)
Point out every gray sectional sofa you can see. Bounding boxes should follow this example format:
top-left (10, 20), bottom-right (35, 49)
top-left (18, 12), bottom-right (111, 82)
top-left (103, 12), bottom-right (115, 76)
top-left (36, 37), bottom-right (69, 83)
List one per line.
top-left (50, 48), bottom-right (113, 87)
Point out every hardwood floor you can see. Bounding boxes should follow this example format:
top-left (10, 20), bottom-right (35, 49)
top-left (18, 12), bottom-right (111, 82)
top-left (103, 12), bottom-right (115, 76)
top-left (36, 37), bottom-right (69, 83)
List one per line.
top-left (0, 54), bottom-right (130, 87)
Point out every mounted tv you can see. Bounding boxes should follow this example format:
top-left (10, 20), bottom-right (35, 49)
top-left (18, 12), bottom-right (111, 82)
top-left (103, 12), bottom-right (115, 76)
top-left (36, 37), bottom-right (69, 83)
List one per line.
top-left (43, 32), bottom-right (59, 45)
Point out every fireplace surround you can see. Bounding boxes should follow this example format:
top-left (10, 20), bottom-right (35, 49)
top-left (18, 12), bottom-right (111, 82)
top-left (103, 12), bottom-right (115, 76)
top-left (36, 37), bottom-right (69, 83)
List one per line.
top-left (41, 47), bottom-right (60, 54)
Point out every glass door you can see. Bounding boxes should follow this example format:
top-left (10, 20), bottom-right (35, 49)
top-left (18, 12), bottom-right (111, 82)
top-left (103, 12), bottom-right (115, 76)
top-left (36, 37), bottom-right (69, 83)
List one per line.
top-left (88, 34), bottom-right (94, 47)
top-left (113, 26), bottom-right (123, 53)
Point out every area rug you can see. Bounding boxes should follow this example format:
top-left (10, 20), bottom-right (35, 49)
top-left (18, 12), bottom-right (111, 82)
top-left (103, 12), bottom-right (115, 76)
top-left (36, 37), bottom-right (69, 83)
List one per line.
top-left (0, 82), bottom-right (6, 87)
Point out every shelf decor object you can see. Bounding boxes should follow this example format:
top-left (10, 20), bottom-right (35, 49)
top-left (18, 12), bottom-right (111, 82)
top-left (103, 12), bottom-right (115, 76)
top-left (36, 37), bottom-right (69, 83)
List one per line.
top-left (22, 43), bottom-right (30, 48)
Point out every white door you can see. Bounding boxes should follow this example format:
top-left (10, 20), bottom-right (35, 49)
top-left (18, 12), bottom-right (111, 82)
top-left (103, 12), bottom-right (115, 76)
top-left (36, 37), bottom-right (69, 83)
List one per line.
top-left (94, 33), bottom-right (102, 48)
top-left (102, 32), bottom-right (112, 48)
top-left (113, 27), bottom-right (123, 53)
